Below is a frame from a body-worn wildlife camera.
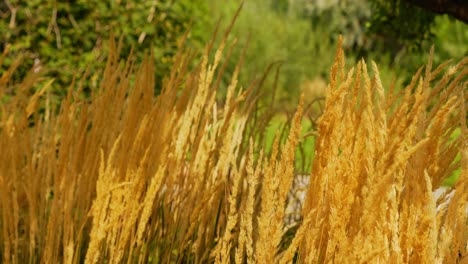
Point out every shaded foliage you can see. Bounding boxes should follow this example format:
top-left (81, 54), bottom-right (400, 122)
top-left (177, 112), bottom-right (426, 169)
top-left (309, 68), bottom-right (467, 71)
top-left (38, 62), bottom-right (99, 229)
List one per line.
top-left (368, 0), bottom-right (437, 47)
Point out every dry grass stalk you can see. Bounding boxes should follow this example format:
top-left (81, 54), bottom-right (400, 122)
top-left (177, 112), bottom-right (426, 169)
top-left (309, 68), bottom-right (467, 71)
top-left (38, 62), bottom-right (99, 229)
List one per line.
top-left (292, 38), bottom-right (468, 263)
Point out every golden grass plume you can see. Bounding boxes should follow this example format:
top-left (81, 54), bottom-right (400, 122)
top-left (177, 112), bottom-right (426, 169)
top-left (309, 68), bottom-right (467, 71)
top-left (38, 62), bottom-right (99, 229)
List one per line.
top-left (0, 14), bottom-right (467, 264)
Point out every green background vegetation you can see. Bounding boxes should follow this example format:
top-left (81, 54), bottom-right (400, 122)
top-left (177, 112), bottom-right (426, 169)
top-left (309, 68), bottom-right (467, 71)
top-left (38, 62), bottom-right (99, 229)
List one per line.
top-left (1, 0), bottom-right (466, 180)
top-left (1, 0), bottom-right (466, 96)
top-left (0, 0), bottom-right (209, 100)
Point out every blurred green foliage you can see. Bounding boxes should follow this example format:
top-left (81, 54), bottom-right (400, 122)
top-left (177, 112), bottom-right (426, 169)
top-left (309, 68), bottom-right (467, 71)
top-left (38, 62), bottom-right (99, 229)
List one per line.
top-left (388, 15), bottom-right (468, 84)
top-left (204, 0), bottom-right (336, 105)
top-left (1, 0), bottom-right (466, 106)
top-left (367, 0), bottom-right (436, 47)
top-left (304, 1), bottom-right (467, 81)
top-left (0, 0), bottom-right (208, 99)
top-left (230, 0), bottom-right (467, 87)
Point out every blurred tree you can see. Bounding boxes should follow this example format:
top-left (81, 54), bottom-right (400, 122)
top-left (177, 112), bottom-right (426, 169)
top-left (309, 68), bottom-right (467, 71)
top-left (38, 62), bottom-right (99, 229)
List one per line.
top-left (256, 0), bottom-right (466, 88)
top-left (368, 0), bottom-right (467, 47)
top-left (368, 0), bottom-right (436, 47)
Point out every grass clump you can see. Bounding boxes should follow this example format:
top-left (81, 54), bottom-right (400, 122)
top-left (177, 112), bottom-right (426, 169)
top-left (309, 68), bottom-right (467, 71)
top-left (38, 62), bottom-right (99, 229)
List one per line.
top-left (0, 13), bottom-right (467, 264)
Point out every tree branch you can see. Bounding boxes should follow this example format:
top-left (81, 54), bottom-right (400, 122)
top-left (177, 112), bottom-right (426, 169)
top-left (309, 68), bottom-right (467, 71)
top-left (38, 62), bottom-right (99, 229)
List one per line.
top-left (404, 0), bottom-right (468, 24)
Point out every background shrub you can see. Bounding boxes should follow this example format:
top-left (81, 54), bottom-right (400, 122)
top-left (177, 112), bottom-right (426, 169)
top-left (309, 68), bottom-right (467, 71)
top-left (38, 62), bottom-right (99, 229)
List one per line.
top-left (0, 0), bottom-right (209, 101)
